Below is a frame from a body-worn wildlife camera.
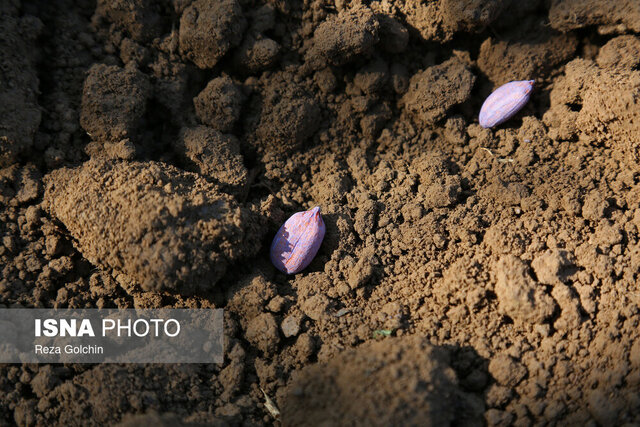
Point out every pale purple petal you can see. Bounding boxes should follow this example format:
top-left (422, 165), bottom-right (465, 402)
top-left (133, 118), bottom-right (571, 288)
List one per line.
top-left (270, 206), bottom-right (325, 274)
top-left (479, 80), bottom-right (535, 128)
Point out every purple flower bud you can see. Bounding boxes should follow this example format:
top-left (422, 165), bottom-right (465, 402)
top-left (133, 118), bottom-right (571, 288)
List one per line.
top-left (479, 80), bottom-right (535, 128)
top-left (270, 206), bottom-right (325, 274)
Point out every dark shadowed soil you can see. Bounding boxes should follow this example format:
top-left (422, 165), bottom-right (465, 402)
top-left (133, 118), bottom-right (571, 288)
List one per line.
top-left (2, 0), bottom-right (640, 425)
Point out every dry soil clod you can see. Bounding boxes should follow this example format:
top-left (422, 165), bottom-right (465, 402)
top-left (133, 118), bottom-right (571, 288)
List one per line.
top-left (43, 159), bottom-right (262, 294)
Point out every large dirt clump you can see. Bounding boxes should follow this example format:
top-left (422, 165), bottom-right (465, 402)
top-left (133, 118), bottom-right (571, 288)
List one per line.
top-left (43, 159), bottom-right (261, 293)
top-left (543, 52), bottom-right (640, 167)
top-left (282, 336), bottom-right (483, 426)
top-left (549, 0), bottom-right (640, 33)
top-left (478, 29), bottom-right (577, 86)
top-left (400, 0), bottom-right (508, 42)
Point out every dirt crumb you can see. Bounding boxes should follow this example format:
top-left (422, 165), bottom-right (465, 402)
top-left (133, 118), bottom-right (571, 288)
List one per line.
top-left (30, 366), bottom-right (61, 399)
top-left (531, 249), bottom-right (575, 285)
top-left (80, 64), bottom-right (151, 145)
top-left (353, 58), bottom-right (389, 95)
top-left (14, 164), bottom-right (42, 204)
top-left (493, 255), bottom-right (556, 324)
top-left (306, 4), bottom-right (379, 68)
top-left (226, 272), bottom-right (277, 328)
top-left (596, 35), bottom-right (640, 70)
top-left (250, 75), bottom-right (321, 155)
top-left (95, 0), bottom-right (162, 43)
top-left (173, 126), bottom-right (248, 197)
top-left (549, 0), bottom-right (640, 34)
top-left (232, 35), bottom-right (281, 75)
top-left (119, 38), bottom-right (150, 67)
top-left (375, 14), bottom-right (409, 53)
top-left (193, 76), bottom-right (245, 133)
top-left (488, 354), bottom-right (527, 388)
top-left (410, 152), bottom-right (462, 209)
top-left (550, 283), bottom-right (583, 330)
top-left (178, 0), bottom-right (247, 69)
top-left (300, 293), bottom-right (330, 321)
top-left (85, 139), bottom-right (136, 160)
top-left (246, 313), bottom-right (280, 355)
top-left (402, 57), bottom-right (476, 125)
top-left (485, 408), bottom-right (515, 426)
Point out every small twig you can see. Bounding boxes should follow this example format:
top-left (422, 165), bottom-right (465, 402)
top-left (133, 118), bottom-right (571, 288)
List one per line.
top-left (480, 147), bottom-right (513, 163)
top-left (497, 158), bottom-right (514, 164)
top-left (333, 308), bottom-right (351, 317)
top-left (260, 388), bottom-right (280, 419)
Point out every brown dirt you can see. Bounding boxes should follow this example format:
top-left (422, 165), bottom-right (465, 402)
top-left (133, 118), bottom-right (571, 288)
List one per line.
top-left (1, 0), bottom-right (640, 426)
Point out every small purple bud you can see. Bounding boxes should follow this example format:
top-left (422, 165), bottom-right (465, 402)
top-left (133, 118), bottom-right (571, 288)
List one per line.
top-left (270, 206), bottom-right (325, 274)
top-left (479, 80), bottom-right (535, 128)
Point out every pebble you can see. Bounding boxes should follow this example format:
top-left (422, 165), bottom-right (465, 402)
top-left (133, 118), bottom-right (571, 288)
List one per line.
top-left (489, 354), bottom-right (527, 388)
top-left (281, 314), bottom-right (302, 337)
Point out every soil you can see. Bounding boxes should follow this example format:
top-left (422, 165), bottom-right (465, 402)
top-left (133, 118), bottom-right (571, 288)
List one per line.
top-left (1, 0), bottom-right (640, 426)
